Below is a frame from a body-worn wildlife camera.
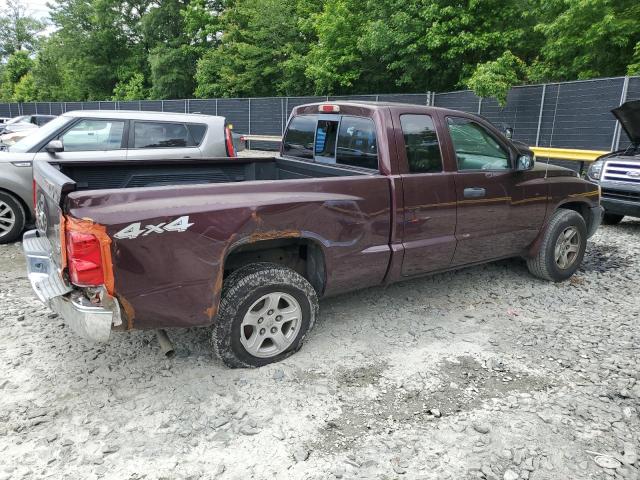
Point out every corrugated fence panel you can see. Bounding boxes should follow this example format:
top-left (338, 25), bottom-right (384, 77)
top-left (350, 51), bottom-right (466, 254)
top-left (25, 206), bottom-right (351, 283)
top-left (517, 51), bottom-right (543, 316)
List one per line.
top-left (140, 100), bottom-right (162, 112)
top-left (480, 86), bottom-right (543, 146)
top-left (249, 98), bottom-right (284, 150)
top-left (217, 99), bottom-right (249, 132)
top-left (163, 100), bottom-right (187, 113)
top-left (328, 95), bottom-right (378, 102)
top-left (539, 78), bottom-right (624, 150)
top-left (1, 77), bottom-right (637, 151)
top-left (33, 102), bottom-right (51, 114)
top-left (378, 94), bottom-right (429, 105)
top-left (98, 101), bottom-right (116, 110)
top-left (22, 103), bottom-right (36, 114)
top-left (117, 101), bottom-right (140, 111)
top-left (187, 99), bottom-right (217, 115)
top-left (50, 103), bottom-right (64, 115)
top-left (64, 102), bottom-right (83, 112)
top-left (434, 90), bottom-right (480, 113)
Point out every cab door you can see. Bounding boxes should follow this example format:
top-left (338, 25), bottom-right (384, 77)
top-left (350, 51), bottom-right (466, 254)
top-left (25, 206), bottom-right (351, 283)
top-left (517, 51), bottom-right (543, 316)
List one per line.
top-left (445, 116), bottom-right (546, 265)
top-left (397, 113), bottom-right (457, 276)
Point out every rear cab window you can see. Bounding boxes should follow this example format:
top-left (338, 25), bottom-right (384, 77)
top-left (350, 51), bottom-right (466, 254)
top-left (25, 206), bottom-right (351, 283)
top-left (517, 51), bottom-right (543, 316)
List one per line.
top-left (282, 114), bottom-right (378, 170)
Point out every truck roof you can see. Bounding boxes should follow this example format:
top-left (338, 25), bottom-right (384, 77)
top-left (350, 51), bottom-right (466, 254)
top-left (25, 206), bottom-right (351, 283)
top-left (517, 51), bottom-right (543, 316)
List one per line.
top-left (293, 101), bottom-right (461, 116)
top-left (61, 110), bottom-right (225, 124)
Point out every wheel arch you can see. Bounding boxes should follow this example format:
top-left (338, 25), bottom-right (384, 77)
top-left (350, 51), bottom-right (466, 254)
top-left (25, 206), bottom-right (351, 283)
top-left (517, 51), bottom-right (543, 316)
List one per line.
top-left (223, 236), bottom-right (327, 296)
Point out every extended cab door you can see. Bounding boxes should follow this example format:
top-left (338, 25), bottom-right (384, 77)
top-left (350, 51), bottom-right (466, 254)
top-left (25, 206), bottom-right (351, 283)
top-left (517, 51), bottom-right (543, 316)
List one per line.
top-left (396, 111), bottom-right (457, 276)
top-left (444, 115), bottom-right (546, 265)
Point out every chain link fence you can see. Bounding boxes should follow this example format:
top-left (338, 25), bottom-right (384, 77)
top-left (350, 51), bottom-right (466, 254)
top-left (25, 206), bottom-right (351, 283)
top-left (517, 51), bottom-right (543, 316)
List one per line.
top-left (0, 77), bottom-right (637, 152)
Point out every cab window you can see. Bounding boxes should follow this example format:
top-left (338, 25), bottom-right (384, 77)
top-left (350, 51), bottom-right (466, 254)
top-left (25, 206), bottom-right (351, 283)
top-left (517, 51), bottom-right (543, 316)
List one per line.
top-left (336, 116), bottom-right (378, 169)
top-left (282, 115), bottom-right (316, 159)
top-left (400, 114), bottom-right (442, 173)
top-left (283, 114), bottom-right (378, 170)
top-left (447, 117), bottom-right (510, 171)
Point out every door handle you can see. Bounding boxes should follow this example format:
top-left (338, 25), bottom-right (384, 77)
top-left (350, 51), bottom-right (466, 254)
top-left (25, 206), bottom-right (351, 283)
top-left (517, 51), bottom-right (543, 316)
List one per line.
top-left (464, 187), bottom-right (486, 198)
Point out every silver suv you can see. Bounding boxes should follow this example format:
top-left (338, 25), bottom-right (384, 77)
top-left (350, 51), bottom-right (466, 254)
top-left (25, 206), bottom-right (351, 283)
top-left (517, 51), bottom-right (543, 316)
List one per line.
top-left (0, 110), bottom-right (235, 243)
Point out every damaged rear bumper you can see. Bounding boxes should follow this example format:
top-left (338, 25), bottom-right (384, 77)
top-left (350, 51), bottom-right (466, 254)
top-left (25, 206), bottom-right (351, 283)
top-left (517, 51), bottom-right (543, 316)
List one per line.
top-left (22, 229), bottom-right (120, 342)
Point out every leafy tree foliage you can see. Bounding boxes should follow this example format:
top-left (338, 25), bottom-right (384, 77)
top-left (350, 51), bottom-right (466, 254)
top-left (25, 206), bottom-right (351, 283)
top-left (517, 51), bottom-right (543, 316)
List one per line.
top-left (0, 0), bottom-right (45, 58)
top-left (0, 0), bottom-right (638, 103)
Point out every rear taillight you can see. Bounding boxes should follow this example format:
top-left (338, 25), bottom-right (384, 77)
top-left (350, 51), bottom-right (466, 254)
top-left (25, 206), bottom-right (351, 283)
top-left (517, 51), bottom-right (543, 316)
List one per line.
top-left (225, 126), bottom-right (236, 157)
top-left (66, 231), bottom-right (105, 287)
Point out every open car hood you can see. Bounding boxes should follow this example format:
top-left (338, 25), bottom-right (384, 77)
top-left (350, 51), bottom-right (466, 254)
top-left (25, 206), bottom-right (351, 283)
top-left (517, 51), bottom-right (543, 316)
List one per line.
top-left (612, 99), bottom-right (640, 144)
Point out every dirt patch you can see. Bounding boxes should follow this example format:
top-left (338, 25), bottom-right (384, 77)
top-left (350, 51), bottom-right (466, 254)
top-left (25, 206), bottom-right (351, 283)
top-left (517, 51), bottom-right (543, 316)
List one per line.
top-left (317, 356), bottom-right (548, 453)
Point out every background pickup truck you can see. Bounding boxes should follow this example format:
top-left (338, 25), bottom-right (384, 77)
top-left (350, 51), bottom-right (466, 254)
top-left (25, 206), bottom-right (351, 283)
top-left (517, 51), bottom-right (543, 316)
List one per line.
top-left (24, 101), bottom-right (603, 368)
top-left (586, 99), bottom-right (640, 224)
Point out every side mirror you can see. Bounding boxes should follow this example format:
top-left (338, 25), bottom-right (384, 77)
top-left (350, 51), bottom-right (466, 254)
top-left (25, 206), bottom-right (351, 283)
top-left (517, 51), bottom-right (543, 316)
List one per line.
top-left (516, 154), bottom-right (535, 171)
top-left (45, 139), bottom-right (63, 154)
top-left (504, 127), bottom-right (513, 139)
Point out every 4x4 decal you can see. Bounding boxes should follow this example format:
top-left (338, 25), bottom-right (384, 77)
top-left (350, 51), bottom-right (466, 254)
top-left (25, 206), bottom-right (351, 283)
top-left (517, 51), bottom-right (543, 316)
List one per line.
top-left (114, 216), bottom-right (194, 240)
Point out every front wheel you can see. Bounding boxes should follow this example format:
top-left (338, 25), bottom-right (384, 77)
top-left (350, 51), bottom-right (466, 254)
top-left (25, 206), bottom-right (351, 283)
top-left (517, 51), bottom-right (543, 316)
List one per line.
top-left (526, 209), bottom-right (587, 282)
top-left (213, 263), bottom-right (319, 368)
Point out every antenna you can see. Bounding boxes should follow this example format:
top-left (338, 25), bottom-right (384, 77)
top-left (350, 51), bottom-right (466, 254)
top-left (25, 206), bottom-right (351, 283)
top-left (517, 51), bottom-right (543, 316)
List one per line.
top-left (546, 84), bottom-right (561, 179)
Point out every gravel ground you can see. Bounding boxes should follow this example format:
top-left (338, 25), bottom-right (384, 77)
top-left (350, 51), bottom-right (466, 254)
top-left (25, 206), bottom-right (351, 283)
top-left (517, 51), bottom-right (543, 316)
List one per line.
top-left (0, 219), bottom-right (639, 480)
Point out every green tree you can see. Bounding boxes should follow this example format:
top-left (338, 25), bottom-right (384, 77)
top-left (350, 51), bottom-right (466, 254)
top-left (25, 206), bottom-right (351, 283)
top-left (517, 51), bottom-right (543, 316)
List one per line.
top-left (0, 50), bottom-right (35, 101)
top-left (195, 0), bottom-right (320, 98)
top-left (12, 71), bottom-right (38, 102)
top-left (531, 0), bottom-right (640, 81)
top-left (0, 0), bottom-right (45, 58)
top-left (467, 51), bottom-right (527, 106)
top-left (112, 73), bottom-right (147, 100)
top-left (149, 45), bottom-right (198, 99)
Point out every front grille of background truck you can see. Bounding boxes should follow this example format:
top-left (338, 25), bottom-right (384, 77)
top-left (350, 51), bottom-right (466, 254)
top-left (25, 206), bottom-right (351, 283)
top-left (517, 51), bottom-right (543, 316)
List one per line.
top-left (602, 160), bottom-right (640, 184)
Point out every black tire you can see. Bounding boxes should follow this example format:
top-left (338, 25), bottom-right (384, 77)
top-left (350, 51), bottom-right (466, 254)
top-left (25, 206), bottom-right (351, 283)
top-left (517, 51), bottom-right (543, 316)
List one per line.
top-left (213, 263), bottom-right (319, 368)
top-left (602, 213), bottom-right (624, 225)
top-left (0, 191), bottom-right (26, 244)
top-left (526, 209), bottom-right (587, 282)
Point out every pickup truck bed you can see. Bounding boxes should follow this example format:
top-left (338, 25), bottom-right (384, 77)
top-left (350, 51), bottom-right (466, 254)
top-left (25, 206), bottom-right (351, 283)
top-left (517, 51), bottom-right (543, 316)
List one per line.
top-left (58, 156), bottom-right (367, 191)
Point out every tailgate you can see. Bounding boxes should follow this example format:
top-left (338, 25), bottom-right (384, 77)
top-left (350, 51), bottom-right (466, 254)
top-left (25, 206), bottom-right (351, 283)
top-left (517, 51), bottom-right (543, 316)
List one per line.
top-left (33, 159), bottom-right (76, 270)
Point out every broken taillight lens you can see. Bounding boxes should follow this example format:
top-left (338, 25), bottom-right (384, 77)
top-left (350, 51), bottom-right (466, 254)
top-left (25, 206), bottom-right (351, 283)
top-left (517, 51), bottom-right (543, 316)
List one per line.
top-left (66, 231), bottom-right (105, 287)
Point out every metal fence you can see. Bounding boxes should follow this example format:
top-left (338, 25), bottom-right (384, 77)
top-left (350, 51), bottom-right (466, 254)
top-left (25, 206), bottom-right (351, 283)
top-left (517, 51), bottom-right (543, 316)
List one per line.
top-left (0, 76), bottom-right (638, 152)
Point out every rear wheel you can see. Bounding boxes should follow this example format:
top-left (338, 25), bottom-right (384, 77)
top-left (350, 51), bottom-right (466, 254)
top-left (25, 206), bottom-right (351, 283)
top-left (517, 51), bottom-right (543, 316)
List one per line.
top-left (213, 263), bottom-right (319, 368)
top-left (602, 213), bottom-right (624, 225)
top-left (526, 209), bottom-right (586, 282)
top-left (0, 192), bottom-right (26, 244)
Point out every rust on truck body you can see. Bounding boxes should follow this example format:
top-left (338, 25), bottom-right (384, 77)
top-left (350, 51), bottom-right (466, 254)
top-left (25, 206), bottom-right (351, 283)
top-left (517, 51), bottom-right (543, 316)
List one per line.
top-left (36, 102), bottom-right (600, 332)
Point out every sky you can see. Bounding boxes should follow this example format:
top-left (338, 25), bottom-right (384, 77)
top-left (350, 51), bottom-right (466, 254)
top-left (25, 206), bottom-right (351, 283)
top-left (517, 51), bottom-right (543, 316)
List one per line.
top-left (0, 0), bottom-right (51, 20)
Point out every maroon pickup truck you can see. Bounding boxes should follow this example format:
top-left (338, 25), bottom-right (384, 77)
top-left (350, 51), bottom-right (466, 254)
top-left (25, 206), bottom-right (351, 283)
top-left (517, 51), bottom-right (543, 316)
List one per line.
top-left (24, 102), bottom-right (602, 367)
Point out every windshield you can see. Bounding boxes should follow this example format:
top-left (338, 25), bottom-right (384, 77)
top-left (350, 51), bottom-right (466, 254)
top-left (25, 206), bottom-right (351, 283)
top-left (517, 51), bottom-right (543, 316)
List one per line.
top-left (9, 116), bottom-right (72, 153)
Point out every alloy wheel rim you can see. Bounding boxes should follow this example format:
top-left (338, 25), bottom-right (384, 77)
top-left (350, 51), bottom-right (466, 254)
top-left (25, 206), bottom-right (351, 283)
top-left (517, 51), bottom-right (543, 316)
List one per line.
top-left (0, 201), bottom-right (15, 238)
top-left (240, 292), bottom-right (301, 358)
top-left (554, 226), bottom-right (580, 270)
